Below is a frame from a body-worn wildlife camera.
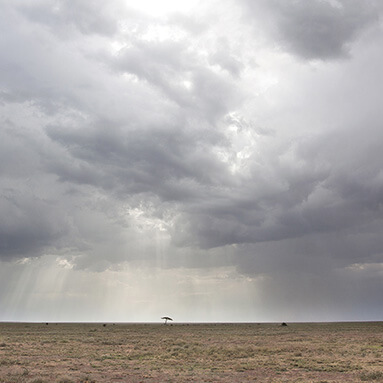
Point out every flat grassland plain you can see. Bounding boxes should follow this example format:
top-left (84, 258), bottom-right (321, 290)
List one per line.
top-left (0, 322), bottom-right (382, 382)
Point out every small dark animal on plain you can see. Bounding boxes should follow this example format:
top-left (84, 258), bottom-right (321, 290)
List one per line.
top-left (281, 322), bottom-right (288, 327)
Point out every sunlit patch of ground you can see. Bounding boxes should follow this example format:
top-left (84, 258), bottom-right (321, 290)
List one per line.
top-left (0, 322), bottom-right (382, 382)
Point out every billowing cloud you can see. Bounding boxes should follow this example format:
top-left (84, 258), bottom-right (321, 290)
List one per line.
top-left (241, 0), bottom-right (380, 60)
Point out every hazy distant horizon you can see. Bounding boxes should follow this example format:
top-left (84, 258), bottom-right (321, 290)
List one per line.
top-left (2, 320), bottom-right (383, 325)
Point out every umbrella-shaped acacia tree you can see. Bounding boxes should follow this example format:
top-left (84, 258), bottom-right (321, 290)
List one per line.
top-left (161, 316), bottom-right (173, 325)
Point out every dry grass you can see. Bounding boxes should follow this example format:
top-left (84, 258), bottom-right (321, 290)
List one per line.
top-left (0, 322), bottom-right (382, 382)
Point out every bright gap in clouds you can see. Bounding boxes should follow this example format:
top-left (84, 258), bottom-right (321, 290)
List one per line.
top-left (126, 0), bottom-right (201, 16)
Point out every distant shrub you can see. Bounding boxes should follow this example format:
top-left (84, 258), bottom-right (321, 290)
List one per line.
top-left (360, 371), bottom-right (383, 381)
top-left (79, 376), bottom-right (96, 383)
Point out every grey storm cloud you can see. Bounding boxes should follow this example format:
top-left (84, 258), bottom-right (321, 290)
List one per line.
top-left (17, 0), bottom-right (127, 37)
top-left (171, 125), bottom-right (383, 249)
top-left (0, 0), bottom-right (383, 284)
top-left (0, 191), bottom-right (67, 259)
top-left (42, 112), bottom-right (383, 264)
top-left (45, 119), bottom-right (230, 197)
top-left (242, 0), bottom-right (380, 60)
top-left (112, 39), bottom-right (242, 119)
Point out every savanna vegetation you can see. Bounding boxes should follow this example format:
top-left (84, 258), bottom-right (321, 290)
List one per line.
top-left (0, 322), bottom-right (382, 382)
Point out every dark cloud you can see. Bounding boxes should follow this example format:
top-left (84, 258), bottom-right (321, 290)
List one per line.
top-left (0, 190), bottom-right (69, 259)
top-left (172, 122), bottom-right (383, 250)
top-left (113, 39), bottom-right (242, 120)
top-left (242, 0), bottom-right (380, 60)
top-left (45, 118), bottom-right (230, 199)
top-left (17, 0), bottom-right (127, 37)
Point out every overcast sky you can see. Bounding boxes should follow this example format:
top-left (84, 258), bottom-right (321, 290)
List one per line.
top-left (1, 0), bottom-right (383, 322)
